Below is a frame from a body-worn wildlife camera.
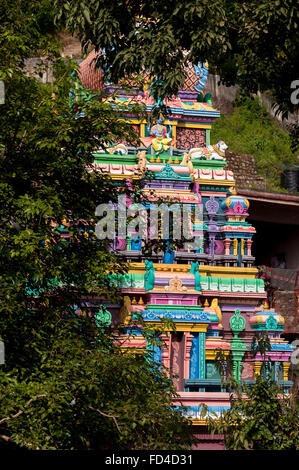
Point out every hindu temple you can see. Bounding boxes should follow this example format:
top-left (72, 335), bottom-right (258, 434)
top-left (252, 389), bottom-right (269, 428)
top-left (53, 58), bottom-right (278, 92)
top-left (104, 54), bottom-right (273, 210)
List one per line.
top-left (77, 52), bottom-right (294, 449)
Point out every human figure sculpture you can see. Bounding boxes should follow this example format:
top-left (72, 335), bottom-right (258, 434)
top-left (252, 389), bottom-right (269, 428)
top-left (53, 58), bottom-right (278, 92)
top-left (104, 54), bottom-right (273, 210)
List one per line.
top-left (144, 260), bottom-right (155, 291)
top-left (181, 152), bottom-right (194, 178)
top-left (137, 150), bottom-right (147, 173)
top-left (190, 261), bottom-right (201, 291)
top-left (149, 116), bottom-right (173, 155)
top-left (119, 295), bottom-right (131, 325)
top-left (210, 298), bottom-right (223, 329)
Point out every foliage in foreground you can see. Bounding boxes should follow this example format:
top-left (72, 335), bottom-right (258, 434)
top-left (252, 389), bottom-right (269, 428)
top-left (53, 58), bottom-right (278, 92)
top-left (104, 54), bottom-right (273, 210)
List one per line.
top-left (0, 322), bottom-right (195, 450)
top-left (206, 334), bottom-right (299, 450)
top-left (0, 2), bottom-right (195, 450)
top-left (207, 375), bottom-right (299, 450)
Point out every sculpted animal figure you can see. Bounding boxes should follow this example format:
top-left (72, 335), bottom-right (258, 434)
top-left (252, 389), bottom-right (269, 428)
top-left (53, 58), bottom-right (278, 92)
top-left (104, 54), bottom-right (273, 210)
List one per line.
top-left (108, 143), bottom-right (128, 155)
top-left (190, 261), bottom-right (201, 291)
top-left (209, 140), bottom-right (228, 160)
top-left (188, 140), bottom-right (228, 161)
top-left (96, 143), bottom-right (128, 155)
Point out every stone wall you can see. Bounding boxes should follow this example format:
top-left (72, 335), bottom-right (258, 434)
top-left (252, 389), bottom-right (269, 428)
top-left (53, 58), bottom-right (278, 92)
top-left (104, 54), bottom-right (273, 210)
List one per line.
top-left (225, 151), bottom-right (266, 191)
top-left (273, 290), bottom-right (299, 334)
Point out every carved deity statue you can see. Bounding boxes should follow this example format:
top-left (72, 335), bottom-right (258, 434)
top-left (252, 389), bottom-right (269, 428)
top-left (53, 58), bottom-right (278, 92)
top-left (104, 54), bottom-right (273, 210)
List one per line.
top-left (210, 298), bottom-right (223, 329)
top-left (119, 295), bottom-right (131, 325)
top-left (149, 116), bottom-right (173, 155)
top-left (144, 260), bottom-right (155, 291)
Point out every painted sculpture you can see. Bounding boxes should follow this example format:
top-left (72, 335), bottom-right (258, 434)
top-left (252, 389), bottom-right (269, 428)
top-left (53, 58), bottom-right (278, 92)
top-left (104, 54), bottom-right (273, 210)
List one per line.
top-left (149, 116), bottom-right (173, 155)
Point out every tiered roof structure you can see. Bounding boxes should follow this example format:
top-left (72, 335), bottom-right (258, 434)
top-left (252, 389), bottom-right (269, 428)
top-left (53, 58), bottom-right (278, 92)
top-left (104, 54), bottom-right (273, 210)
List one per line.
top-left (77, 53), bottom-right (294, 448)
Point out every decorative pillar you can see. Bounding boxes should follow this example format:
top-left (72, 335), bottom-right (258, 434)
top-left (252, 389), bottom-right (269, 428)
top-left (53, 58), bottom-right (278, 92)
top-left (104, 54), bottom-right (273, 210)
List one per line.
top-left (233, 238), bottom-right (238, 256)
top-left (199, 332), bottom-right (206, 379)
top-left (274, 361), bottom-right (280, 383)
top-left (254, 361), bottom-right (263, 377)
top-left (283, 362), bottom-right (291, 381)
top-left (230, 309), bottom-right (247, 384)
top-left (241, 238), bottom-right (245, 256)
top-left (224, 238), bottom-right (231, 256)
top-left (206, 129), bottom-right (210, 146)
top-left (172, 125), bottom-right (176, 148)
top-left (247, 239), bottom-right (253, 257)
top-left (189, 333), bottom-right (199, 379)
top-left (161, 333), bottom-right (171, 372)
top-left (205, 196), bottom-right (219, 262)
top-left (184, 332), bottom-right (193, 379)
top-left (140, 121), bottom-right (145, 137)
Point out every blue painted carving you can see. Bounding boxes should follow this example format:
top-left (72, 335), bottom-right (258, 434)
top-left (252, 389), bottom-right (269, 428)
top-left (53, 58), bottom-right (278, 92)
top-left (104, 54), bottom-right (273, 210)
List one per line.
top-left (163, 241), bottom-right (175, 264)
top-left (194, 61), bottom-right (209, 93)
top-left (190, 333), bottom-right (199, 379)
top-left (131, 237), bottom-right (142, 251)
top-left (152, 341), bottom-right (162, 365)
top-left (142, 308), bottom-right (210, 322)
top-left (199, 332), bottom-right (206, 379)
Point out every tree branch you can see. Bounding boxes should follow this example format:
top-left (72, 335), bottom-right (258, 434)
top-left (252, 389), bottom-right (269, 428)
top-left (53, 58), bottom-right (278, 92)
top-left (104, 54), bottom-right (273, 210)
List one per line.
top-left (0, 394), bottom-right (47, 425)
top-left (88, 406), bottom-right (121, 434)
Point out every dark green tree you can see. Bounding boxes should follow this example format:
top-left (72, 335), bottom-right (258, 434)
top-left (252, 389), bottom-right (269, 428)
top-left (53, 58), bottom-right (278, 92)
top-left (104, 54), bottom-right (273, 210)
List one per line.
top-left (207, 333), bottom-right (299, 450)
top-left (55, 0), bottom-right (299, 117)
top-left (0, 1), bottom-right (195, 450)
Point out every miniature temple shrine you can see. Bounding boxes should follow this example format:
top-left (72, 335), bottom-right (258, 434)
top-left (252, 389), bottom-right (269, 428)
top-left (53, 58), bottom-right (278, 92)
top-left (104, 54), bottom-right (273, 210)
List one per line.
top-left (77, 52), bottom-right (294, 448)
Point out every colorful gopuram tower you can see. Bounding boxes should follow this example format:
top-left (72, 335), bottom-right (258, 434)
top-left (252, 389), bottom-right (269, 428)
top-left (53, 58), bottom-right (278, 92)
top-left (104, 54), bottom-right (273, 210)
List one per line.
top-left (78, 54), bottom-right (294, 448)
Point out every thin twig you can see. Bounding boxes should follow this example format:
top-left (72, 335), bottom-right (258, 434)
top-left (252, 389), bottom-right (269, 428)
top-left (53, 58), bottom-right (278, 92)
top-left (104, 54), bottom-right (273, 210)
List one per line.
top-left (88, 406), bottom-right (121, 434)
top-left (0, 394), bottom-right (47, 425)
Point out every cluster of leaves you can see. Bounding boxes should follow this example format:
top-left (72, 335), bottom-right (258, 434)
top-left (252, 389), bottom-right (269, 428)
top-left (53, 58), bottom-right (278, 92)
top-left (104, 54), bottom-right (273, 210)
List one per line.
top-left (54, 0), bottom-right (299, 118)
top-left (0, 2), bottom-right (195, 450)
top-left (0, 321), bottom-right (195, 450)
top-left (208, 375), bottom-right (299, 450)
top-left (207, 333), bottom-right (299, 450)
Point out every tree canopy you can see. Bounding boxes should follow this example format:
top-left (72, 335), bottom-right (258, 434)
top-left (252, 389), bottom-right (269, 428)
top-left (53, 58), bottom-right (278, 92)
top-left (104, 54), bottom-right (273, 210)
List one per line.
top-left (0, 1), bottom-right (195, 450)
top-left (55, 0), bottom-right (299, 118)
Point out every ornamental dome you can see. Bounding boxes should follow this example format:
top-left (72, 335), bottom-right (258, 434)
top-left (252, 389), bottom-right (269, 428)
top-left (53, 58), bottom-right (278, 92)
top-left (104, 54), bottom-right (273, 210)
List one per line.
top-left (78, 50), bottom-right (104, 91)
top-left (78, 51), bottom-right (209, 94)
top-left (249, 305), bottom-right (285, 331)
top-left (221, 188), bottom-right (250, 216)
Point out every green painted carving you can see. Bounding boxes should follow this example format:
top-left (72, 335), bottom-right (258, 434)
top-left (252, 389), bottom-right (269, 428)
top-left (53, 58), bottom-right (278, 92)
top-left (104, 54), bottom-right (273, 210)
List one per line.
top-left (144, 260), bottom-right (155, 291)
top-left (155, 162), bottom-right (191, 180)
top-left (208, 277), bottom-right (218, 291)
top-left (231, 278), bottom-right (244, 292)
top-left (200, 275), bottom-right (209, 290)
top-left (230, 308), bottom-right (246, 332)
top-left (230, 309), bottom-right (247, 383)
top-left (206, 361), bottom-right (220, 380)
top-left (218, 277), bottom-right (231, 292)
top-left (95, 305), bottom-right (112, 330)
top-left (190, 261), bottom-right (201, 291)
top-left (265, 315), bottom-right (278, 330)
top-left (244, 278), bottom-right (256, 293)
